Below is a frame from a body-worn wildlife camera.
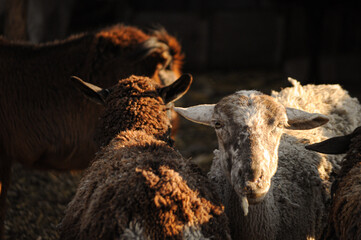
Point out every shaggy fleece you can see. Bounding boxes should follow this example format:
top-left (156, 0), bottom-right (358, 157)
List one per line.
top-left (59, 131), bottom-right (230, 240)
top-left (272, 78), bottom-right (361, 182)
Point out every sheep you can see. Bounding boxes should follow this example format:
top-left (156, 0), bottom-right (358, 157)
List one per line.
top-left (306, 126), bottom-right (361, 240)
top-left (0, 24), bottom-right (183, 238)
top-left (58, 74), bottom-right (231, 240)
top-left (174, 78), bottom-right (361, 240)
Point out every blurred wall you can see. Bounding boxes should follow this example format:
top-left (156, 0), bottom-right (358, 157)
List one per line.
top-left (0, 0), bottom-right (360, 85)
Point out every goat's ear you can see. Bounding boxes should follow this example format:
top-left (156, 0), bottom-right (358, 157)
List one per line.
top-left (70, 76), bottom-right (110, 105)
top-left (305, 134), bottom-right (352, 154)
top-left (285, 107), bottom-right (329, 130)
top-left (174, 104), bottom-right (215, 126)
top-left (158, 73), bottom-right (193, 104)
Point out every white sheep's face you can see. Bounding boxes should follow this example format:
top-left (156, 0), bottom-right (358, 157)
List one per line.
top-left (211, 91), bottom-right (287, 204)
top-left (175, 90), bottom-right (329, 206)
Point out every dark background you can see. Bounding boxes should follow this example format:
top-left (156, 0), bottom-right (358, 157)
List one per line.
top-left (1, 0), bottom-right (360, 87)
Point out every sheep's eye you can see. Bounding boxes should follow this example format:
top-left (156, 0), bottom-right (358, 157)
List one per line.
top-left (214, 122), bottom-right (223, 129)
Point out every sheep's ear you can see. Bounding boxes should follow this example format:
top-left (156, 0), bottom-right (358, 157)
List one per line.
top-left (305, 134), bottom-right (352, 154)
top-left (285, 107), bottom-right (329, 130)
top-left (174, 104), bottom-right (215, 126)
top-left (70, 76), bottom-right (110, 105)
top-left (158, 73), bottom-right (193, 104)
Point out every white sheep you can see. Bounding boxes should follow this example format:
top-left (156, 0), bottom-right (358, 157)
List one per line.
top-left (174, 78), bottom-right (361, 240)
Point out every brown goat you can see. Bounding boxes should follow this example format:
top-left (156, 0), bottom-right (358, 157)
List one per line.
top-left (0, 24), bottom-right (183, 238)
top-left (306, 127), bottom-right (361, 240)
top-left (59, 74), bottom-right (231, 240)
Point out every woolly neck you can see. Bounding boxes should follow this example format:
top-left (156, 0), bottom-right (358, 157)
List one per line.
top-left (225, 183), bottom-right (279, 240)
top-left (212, 152), bottom-right (280, 240)
top-left (111, 130), bottom-right (171, 150)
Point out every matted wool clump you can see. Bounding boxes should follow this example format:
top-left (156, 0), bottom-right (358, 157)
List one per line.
top-left (272, 78), bottom-right (361, 141)
top-left (272, 78), bottom-right (361, 182)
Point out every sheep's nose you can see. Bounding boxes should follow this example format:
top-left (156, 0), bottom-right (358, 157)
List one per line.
top-left (243, 177), bottom-right (269, 204)
top-left (243, 181), bottom-right (258, 194)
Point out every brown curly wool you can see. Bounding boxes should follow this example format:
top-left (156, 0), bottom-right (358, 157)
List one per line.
top-left (137, 165), bottom-right (224, 237)
top-left (323, 133), bottom-right (361, 240)
top-left (95, 75), bottom-right (172, 147)
top-left (60, 131), bottom-right (230, 240)
top-left (59, 75), bottom-right (230, 239)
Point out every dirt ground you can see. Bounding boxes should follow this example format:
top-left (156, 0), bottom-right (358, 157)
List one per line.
top-left (4, 70), bottom-right (355, 239)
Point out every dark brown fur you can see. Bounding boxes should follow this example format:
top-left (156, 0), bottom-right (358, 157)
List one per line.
top-left (95, 76), bottom-right (172, 147)
top-left (323, 133), bottom-right (361, 240)
top-left (0, 24), bottom-right (183, 238)
top-left (59, 76), bottom-right (230, 240)
top-left (60, 131), bottom-right (229, 240)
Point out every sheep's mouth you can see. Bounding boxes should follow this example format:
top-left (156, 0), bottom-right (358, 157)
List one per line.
top-left (238, 190), bottom-right (269, 217)
top-left (235, 184), bottom-right (270, 205)
top-left (246, 189), bottom-right (268, 204)
top-left (236, 187), bottom-right (270, 216)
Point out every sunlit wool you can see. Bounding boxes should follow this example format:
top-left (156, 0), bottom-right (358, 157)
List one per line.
top-left (272, 78), bottom-right (361, 181)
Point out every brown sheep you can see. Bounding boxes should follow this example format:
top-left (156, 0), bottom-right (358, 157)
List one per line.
top-left (0, 24), bottom-right (183, 238)
top-left (306, 126), bottom-right (361, 240)
top-left (59, 74), bottom-right (231, 240)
